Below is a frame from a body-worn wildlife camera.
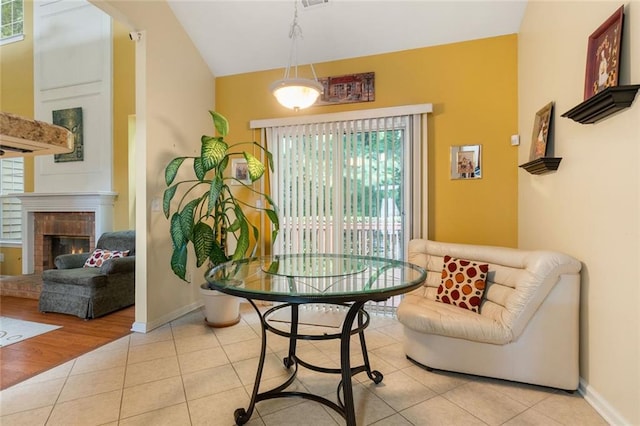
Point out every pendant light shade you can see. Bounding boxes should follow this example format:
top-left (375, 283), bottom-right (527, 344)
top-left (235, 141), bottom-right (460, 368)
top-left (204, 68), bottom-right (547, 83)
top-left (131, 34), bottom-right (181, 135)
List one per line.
top-left (272, 2), bottom-right (322, 111)
top-left (271, 78), bottom-right (323, 110)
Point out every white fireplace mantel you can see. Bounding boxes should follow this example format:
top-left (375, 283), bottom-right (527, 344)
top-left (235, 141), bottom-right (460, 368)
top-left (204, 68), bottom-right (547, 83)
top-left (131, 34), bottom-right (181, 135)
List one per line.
top-left (14, 192), bottom-right (117, 274)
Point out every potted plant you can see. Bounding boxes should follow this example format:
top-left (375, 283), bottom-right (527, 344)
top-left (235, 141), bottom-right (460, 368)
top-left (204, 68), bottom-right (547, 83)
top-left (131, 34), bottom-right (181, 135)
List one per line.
top-left (163, 111), bottom-right (279, 327)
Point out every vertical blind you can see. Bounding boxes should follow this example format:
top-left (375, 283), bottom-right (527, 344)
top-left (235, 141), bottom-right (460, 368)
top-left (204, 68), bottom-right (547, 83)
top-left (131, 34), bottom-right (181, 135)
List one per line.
top-left (0, 157), bottom-right (24, 240)
top-left (268, 116), bottom-right (411, 261)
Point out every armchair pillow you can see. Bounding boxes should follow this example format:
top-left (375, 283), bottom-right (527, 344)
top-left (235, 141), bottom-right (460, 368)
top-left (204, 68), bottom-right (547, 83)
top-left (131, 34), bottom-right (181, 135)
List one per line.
top-left (84, 248), bottom-right (130, 268)
top-left (436, 255), bottom-right (488, 313)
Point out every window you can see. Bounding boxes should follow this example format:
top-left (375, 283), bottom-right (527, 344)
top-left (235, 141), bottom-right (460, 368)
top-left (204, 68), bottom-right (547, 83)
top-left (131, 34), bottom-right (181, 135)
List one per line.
top-left (1, 0), bottom-right (24, 44)
top-left (268, 117), bottom-right (410, 260)
top-left (0, 157), bottom-right (23, 241)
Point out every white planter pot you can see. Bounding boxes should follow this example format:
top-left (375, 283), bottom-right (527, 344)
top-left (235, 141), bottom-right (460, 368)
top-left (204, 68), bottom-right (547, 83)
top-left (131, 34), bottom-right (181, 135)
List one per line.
top-left (199, 283), bottom-right (241, 327)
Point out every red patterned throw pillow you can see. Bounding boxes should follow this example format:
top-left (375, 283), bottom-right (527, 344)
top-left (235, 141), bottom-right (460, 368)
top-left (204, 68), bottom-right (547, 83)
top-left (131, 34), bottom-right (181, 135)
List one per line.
top-left (83, 249), bottom-right (130, 268)
top-left (436, 255), bottom-right (489, 313)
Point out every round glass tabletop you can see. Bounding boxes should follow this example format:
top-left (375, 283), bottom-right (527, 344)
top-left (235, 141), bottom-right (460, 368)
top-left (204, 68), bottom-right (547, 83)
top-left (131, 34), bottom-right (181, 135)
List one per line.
top-left (205, 253), bottom-right (427, 304)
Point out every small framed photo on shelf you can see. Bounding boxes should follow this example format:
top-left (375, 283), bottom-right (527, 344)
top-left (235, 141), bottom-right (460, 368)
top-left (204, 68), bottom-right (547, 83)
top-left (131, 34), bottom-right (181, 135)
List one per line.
top-left (529, 102), bottom-right (553, 161)
top-left (230, 158), bottom-right (251, 185)
top-left (584, 6), bottom-right (624, 100)
top-left (450, 145), bottom-right (482, 180)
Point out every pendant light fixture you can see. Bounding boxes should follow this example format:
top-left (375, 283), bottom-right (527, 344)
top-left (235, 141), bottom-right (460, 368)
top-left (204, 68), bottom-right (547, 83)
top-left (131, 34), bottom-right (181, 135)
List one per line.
top-left (270, 1), bottom-right (323, 111)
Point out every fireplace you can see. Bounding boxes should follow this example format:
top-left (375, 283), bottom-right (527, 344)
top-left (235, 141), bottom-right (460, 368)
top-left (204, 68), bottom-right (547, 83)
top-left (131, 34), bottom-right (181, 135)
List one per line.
top-left (44, 235), bottom-right (91, 270)
top-left (15, 192), bottom-right (117, 274)
top-left (51, 236), bottom-right (90, 257)
top-left (34, 212), bottom-right (95, 273)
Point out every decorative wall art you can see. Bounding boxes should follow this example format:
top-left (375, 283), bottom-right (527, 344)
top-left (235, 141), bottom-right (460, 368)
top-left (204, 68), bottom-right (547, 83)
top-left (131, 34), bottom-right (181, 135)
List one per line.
top-left (316, 72), bottom-right (375, 106)
top-left (450, 145), bottom-right (482, 180)
top-left (52, 107), bottom-right (84, 163)
top-left (529, 102), bottom-right (553, 161)
top-left (231, 158), bottom-right (251, 185)
top-left (584, 6), bottom-right (624, 100)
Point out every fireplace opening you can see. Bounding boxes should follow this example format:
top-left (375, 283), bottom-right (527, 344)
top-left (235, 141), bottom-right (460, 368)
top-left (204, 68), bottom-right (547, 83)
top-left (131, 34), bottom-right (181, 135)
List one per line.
top-left (44, 235), bottom-right (91, 270)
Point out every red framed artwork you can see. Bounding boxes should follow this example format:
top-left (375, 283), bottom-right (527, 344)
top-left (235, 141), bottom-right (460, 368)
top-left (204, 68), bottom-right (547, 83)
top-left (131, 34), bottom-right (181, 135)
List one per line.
top-left (583, 6), bottom-right (624, 100)
top-left (316, 72), bottom-right (375, 106)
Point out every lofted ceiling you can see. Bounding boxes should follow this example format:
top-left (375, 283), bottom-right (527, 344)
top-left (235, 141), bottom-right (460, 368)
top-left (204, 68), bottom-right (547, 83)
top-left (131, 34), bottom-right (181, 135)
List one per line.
top-left (167, 0), bottom-right (528, 78)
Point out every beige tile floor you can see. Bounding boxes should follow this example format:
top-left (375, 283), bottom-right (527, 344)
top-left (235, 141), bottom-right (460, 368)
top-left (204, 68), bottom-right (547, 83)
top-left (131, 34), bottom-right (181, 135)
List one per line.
top-left (0, 304), bottom-right (607, 426)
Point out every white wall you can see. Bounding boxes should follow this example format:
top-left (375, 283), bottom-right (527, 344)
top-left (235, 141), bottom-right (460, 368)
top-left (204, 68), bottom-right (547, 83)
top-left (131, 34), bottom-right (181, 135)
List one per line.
top-left (91, 0), bottom-right (215, 331)
top-left (34, 0), bottom-right (113, 193)
top-left (518, 1), bottom-right (639, 424)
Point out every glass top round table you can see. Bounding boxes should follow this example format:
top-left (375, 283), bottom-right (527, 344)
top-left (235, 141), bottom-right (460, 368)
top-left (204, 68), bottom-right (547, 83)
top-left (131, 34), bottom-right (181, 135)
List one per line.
top-left (205, 253), bottom-right (427, 426)
top-left (205, 253), bottom-right (427, 304)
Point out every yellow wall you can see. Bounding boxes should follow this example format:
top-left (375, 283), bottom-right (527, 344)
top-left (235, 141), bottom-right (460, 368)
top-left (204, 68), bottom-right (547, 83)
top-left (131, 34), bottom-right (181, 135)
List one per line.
top-left (216, 35), bottom-right (519, 248)
top-left (519, 1), bottom-right (639, 424)
top-left (112, 19), bottom-right (136, 230)
top-left (0, 0), bottom-right (33, 275)
top-left (0, 0), bottom-right (134, 275)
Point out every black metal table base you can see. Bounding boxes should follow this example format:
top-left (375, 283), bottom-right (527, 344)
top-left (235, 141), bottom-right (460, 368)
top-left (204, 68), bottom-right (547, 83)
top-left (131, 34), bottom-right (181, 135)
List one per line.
top-left (234, 300), bottom-right (383, 425)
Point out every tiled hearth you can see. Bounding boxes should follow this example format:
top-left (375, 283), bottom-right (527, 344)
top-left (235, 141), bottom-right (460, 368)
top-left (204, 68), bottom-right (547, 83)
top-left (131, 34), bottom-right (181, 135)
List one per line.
top-left (0, 275), bottom-right (42, 300)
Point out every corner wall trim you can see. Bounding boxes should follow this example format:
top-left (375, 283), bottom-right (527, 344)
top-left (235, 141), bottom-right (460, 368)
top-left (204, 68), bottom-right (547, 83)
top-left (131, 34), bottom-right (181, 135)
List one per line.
top-left (579, 377), bottom-right (629, 425)
top-left (130, 301), bottom-right (203, 333)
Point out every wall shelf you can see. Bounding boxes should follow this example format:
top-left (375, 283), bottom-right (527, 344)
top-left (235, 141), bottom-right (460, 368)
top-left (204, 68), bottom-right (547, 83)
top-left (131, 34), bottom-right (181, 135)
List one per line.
top-left (561, 85), bottom-right (640, 124)
top-left (519, 157), bottom-right (562, 175)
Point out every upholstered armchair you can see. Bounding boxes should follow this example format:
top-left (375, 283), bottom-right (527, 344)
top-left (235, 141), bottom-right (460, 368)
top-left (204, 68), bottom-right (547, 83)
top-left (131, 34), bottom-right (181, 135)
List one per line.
top-left (39, 230), bottom-right (136, 319)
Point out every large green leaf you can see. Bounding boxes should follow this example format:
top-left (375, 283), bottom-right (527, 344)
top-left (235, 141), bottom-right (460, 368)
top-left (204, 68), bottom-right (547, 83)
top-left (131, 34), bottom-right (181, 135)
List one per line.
top-left (209, 240), bottom-right (228, 266)
top-left (209, 110), bottom-right (229, 137)
top-left (180, 197), bottom-right (200, 239)
top-left (243, 152), bottom-right (265, 182)
top-left (265, 149), bottom-right (275, 173)
top-left (192, 222), bottom-right (214, 267)
top-left (231, 220), bottom-right (250, 260)
top-left (163, 185), bottom-right (178, 218)
top-left (226, 216), bottom-right (241, 233)
top-left (193, 157), bottom-right (205, 181)
top-left (165, 157), bottom-right (185, 186)
top-left (170, 212), bottom-right (186, 249)
top-left (201, 136), bottom-right (228, 172)
top-left (207, 176), bottom-right (224, 214)
top-left (170, 244), bottom-right (188, 281)
top-left (265, 208), bottom-right (279, 230)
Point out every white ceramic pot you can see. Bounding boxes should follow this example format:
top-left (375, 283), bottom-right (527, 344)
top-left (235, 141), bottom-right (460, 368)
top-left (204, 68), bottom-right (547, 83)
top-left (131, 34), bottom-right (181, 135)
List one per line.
top-left (199, 283), bottom-right (241, 327)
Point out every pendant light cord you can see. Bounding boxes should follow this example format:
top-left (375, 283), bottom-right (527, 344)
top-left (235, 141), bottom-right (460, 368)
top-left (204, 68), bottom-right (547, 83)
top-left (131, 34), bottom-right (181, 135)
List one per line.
top-left (284, 1), bottom-right (319, 81)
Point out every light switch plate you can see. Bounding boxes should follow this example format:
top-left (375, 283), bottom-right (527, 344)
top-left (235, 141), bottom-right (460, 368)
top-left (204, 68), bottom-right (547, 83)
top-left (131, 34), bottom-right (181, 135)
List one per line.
top-left (151, 198), bottom-right (162, 212)
top-left (511, 134), bottom-right (520, 146)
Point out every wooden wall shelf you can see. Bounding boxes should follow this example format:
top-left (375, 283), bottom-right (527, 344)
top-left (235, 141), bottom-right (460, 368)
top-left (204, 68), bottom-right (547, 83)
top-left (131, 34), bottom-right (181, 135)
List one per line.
top-left (561, 85), bottom-right (640, 124)
top-left (519, 157), bottom-right (562, 175)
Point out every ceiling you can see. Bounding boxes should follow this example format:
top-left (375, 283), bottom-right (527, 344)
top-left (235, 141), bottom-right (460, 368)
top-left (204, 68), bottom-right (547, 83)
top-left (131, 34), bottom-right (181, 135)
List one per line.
top-left (167, 0), bottom-right (528, 78)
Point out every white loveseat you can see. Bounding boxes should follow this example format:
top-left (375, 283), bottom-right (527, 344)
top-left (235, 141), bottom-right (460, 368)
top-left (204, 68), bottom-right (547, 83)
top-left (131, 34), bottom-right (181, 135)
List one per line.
top-left (397, 239), bottom-right (582, 391)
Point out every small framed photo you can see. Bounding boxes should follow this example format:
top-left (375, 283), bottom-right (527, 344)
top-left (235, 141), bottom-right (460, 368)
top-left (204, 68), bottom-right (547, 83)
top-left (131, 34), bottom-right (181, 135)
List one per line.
top-left (450, 145), bottom-right (481, 180)
top-left (584, 6), bottom-right (624, 100)
top-left (529, 102), bottom-right (553, 161)
top-left (230, 158), bottom-right (251, 185)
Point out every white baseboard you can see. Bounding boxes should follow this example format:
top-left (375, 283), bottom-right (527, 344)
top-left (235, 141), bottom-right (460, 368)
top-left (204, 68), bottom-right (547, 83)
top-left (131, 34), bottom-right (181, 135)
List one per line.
top-left (579, 377), bottom-right (630, 425)
top-left (130, 301), bottom-right (203, 333)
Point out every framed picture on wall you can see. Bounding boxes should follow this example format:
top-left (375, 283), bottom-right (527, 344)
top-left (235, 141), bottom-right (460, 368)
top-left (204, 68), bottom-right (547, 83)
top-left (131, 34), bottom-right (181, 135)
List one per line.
top-left (231, 158), bottom-right (251, 185)
top-left (529, 102), bottom-right (553, 161)
top-left (584, 6), bottom-right (624, 100)
top-left (450, 145), bottom-right (482, 179)
top-left (52, 107), bottom-right (84, 163)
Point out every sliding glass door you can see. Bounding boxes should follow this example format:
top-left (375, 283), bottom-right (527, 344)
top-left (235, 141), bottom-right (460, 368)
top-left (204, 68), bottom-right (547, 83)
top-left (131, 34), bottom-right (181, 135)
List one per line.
top-left (268, 115), bottom-right (412, 261)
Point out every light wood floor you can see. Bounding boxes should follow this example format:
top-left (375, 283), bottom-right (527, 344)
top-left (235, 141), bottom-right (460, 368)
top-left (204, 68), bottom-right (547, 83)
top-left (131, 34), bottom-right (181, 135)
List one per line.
top-left (0, 296), bottom-right (134, 390)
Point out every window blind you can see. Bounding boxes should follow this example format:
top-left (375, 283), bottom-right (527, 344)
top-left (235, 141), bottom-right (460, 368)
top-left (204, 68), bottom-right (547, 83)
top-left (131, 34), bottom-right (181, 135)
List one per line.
top-left (0, 157), bottom-right (24, 240)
